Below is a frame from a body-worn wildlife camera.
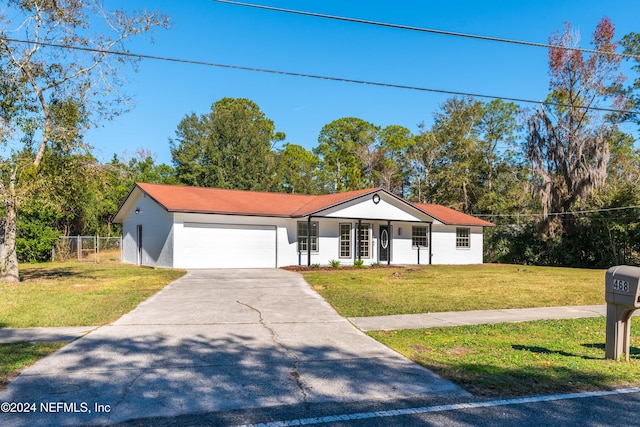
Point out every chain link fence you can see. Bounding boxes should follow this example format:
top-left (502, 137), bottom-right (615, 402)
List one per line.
top-left (52, 236), bottom-right (121, 263)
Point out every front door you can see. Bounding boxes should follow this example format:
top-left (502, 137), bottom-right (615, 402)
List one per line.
top-left (136, 225), bottom-right (143, 265)
top-left (379, 225), bottom-right (390, 262)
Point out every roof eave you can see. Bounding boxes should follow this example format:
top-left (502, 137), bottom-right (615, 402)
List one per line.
top-left (169, 209), bottom-right (293, 218)
top-left (411, 203), bottom-right (495, 227)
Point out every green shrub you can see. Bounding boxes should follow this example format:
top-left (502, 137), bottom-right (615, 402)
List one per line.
top-left (329, 259), bottom-right (341, 268)
top-left (16, 218), bottom-right (61, 263)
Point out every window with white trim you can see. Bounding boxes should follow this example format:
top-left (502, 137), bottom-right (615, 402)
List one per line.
top-left (298, 221), bottom-right (318, 252)
top-left (412, 226), bottom-right (428, 248)
top-left (339, 223), bottom-right (351, 258)
top-left (357, 223), bottom-right (370, 258)
top-left (456, 227), bottom-right (470, 248)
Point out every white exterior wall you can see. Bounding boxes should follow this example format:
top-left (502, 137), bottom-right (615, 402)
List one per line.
top-left (121, 191), bottom-right (174, 267)
top-left (430, 225), bottom-right (484, 265)
top-left (389, 223), bottom-right (429, 265)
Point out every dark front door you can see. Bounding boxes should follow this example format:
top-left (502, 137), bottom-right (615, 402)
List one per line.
top-left (136, 225), bottom-right (143, 265)
top-left (379, 225), bottom-right (390, 262)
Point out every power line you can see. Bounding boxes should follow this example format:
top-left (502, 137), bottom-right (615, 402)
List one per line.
top-left (212, 0), bottom-right (640, 61)
top-left (2, 36), bottom-right (639, 116)
top-left (476, 205), bottom-right (640, 218)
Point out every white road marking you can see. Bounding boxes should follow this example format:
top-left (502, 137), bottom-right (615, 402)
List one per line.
top-left (235, 388), bottom-right (640, 427)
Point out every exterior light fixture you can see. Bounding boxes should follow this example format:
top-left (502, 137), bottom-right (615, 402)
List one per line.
top-left (372, 194), bottom-right (381, 204)
top-left (135, 208), bottom-right (140, 215)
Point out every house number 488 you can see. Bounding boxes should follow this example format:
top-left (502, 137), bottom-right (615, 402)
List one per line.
top-left (613, 279), bottom-right (630, 292)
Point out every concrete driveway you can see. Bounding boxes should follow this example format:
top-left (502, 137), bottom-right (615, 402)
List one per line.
top-left (0, 269), bottom-right (466, 426)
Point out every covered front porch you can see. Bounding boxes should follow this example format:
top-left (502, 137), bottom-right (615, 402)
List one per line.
top-left (298, 216), bottom-right (434, 267)
top-left (296, 190), bottom-right (437, 267)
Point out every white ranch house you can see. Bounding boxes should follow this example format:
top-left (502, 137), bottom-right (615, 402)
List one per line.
top-left (113, 183), bottom-right (494, 269)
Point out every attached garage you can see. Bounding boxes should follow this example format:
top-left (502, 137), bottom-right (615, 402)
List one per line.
top-left (178, 223), bottom-right (277, 269)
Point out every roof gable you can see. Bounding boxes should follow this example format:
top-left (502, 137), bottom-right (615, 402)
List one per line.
top-left (313, 190), bottom-right (431, 222)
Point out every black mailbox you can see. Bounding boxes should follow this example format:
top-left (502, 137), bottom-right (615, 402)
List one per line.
top-left (605, 265), bottom-right (640, 361)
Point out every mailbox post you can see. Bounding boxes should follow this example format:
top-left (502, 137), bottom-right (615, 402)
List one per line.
top-left (605, 265), bottom-right (640, 361)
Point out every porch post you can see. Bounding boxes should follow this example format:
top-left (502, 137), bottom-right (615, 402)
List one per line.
top-left (307, 216), bottom-right (312, 266)
top-left (357, 219), bottom-right (362, 261)
top-left (428, 222), bottom-right (433, 265)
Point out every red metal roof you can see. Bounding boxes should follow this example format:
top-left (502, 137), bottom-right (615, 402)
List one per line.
top-left (132, 183), bottom-right (494, 226)
top-left (413, 203), bottom-right (495, 227)
top-left (135, 183), bottom-right (375, 217)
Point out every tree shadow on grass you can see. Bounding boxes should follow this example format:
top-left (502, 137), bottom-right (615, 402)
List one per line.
top-left (511, 344), bottom-right (600, 360)
top-left (405, 342), bottom-right (640, 400)
top-left (513, 344), bottom-right (640, 359)
top-left (19, 267), bottom-right (82, 282)
top-left (582, 343), bottom-right (640, 355)
top-left (425, 360), bottom-right (622, 398)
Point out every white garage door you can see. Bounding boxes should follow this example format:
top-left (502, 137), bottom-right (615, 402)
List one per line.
top-left (180, 223), bottom-right (277, 268)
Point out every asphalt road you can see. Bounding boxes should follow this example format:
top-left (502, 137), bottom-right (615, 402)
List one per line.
top-left (111, 388), bottom-right (640, 426)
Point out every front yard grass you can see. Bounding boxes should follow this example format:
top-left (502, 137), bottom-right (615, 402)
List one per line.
top-left (1, 342), bottom-right (67, 388)
top-left (302, 264), bottom-right (605, 317)
top-left (0, 260), bottom-right (185, 328)
top-left (370, 318), bottom-right (640, 397)
top-left (303, 264), bottom-right (639, 397)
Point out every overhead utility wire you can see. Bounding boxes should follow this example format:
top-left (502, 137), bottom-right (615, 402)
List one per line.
top-left (2, 36), bottom-right (639, 116)
top-left (212, 0), bottom-right (640, 61)
top-left (475, 205), bottom-right (640, 218)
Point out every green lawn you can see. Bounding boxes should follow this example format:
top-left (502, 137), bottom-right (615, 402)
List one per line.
top-left (0, 260), bottom-right (185, 328)
top-left (303, 264), bottom-right (640, 397)
top-left (1, 342), bottom-right (67, 388)
top-left (302, 264), bottom-right (605, 317)
top-left (370, 318), bottom-right (640, 397)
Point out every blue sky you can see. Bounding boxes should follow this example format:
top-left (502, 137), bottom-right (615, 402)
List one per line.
top-left (86, 0), bottom-right (640, 165)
